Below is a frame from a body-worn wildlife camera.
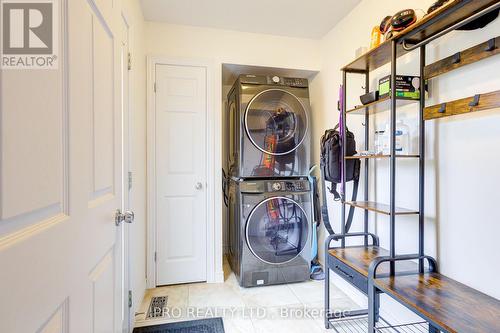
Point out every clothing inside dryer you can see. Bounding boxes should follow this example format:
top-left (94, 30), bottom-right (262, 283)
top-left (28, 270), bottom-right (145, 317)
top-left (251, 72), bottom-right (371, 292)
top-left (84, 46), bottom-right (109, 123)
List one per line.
top-left (245, 90), bottom-right (307, 177)
top-left (246, 197), bottom-right (309, 265)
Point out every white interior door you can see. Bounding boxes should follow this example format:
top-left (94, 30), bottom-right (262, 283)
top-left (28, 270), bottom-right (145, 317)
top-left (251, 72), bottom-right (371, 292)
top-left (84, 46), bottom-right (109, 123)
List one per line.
top-left (155, 64), bottom-right (208, 286)
top-left (0, 0), bottom-right (128, 332)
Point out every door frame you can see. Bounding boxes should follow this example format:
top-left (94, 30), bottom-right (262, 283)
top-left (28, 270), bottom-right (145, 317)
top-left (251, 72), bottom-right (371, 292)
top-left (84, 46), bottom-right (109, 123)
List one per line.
top-left (120, 9), bottom-right (132, 332)
top-left (146, 56), bottom-right (217, 287)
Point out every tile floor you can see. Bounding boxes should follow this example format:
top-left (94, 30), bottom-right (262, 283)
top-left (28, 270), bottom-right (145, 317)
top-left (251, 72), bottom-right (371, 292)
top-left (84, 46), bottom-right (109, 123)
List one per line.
top-left (134, 258), bottom-right (362, 333)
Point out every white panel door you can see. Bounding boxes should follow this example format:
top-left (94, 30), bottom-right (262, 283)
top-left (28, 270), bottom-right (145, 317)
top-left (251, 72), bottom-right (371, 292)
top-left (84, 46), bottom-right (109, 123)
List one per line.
top-left (155, 64), bottom-right (207, 285)
top-left (0, 0), bottom-right (127, 332)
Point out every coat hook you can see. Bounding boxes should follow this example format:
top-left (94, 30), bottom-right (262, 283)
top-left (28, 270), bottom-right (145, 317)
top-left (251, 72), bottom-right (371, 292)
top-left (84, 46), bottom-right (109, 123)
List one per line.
top-left (485, 38), bottom-right (496, 52)
top-left (438, 103), bottom-right (447, 113)
top-left (469, 94), bottom-right (480, 110)
top-left (452, 52), bottom-right (461, 64)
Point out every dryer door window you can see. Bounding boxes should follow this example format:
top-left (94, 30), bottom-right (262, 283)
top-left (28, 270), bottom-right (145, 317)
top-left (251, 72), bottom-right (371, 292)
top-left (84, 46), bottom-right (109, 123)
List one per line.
top-left (246, 197), bottom-right (309, 265)
top-left (245, 89), bottom-right (308, 156)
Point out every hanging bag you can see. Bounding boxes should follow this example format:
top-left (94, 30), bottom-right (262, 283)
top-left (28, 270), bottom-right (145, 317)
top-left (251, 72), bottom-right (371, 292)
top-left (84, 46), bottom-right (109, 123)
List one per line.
top-left (320, 125), bottom-right (360, 200)
top-left (319, 86), bottom-right (360, 235)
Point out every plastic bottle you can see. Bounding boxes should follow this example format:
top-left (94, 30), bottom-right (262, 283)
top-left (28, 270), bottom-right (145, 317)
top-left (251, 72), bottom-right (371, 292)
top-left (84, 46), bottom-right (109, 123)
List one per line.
top-left (374, 130), bottom-right (385, 154)
top-left (397, 120), bottom-right (410, 155)
top-left (370, 26), bottom-right (382, 49)
top-left (382, 120), bottom-right (410, 155)
top-left (382, 127), bottom-right (390, 155)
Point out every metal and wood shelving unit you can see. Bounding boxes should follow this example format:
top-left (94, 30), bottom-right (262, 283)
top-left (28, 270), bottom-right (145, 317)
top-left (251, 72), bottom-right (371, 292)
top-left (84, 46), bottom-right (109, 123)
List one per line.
top-left (324, 1), bottom-right (500, 332)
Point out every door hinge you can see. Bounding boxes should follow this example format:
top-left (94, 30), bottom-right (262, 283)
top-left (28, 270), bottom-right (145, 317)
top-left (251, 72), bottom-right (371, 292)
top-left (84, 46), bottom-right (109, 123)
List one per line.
top-left (128, 52), bottom-right (132, 71)
top-left (154, 82), bottom-right (157, 93)
top-left (128, 290), bottom-right (133, 308)
top-left (154, 252), bottom-right (157, 262)
top-left (128, 171), bottom-right (133, 190)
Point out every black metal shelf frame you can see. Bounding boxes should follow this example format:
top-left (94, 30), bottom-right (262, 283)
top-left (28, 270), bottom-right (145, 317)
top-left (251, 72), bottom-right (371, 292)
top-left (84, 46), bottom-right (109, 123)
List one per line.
top-left (323, 41), bottom-right (431, 331)
top-left (324, 41), bottom-right (440, 331)
top-left (339, 41), bottom-right (426, 271)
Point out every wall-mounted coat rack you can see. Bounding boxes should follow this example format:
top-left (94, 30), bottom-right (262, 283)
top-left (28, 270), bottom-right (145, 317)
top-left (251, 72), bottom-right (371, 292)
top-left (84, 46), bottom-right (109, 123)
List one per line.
top-left (425, 36), bottom-right (500, 79)
top-left (424, 90), bottom-right (500, 120)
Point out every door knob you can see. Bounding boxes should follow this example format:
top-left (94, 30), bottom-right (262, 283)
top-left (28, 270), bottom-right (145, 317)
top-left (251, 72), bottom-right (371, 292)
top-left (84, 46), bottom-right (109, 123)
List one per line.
top-left (115, 209), bottom-right (135, 226)
top-left (195, 182), bottom-right (203, 190)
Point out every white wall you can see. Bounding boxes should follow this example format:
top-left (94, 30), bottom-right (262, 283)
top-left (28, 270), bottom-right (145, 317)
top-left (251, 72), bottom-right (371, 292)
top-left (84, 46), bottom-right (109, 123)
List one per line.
top-left (122, 0), bottom-right (148, 313)
top-left (314, 0), bottom-right (500, 316)
top-left (145, 22), bottom-right (322, 281)
top-left (145, 22), bottom-right (321, 71)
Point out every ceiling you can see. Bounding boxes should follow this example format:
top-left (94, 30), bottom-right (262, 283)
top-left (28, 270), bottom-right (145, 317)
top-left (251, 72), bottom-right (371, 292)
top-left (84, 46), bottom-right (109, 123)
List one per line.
top-left (139, 0), bottom-right (361, 39)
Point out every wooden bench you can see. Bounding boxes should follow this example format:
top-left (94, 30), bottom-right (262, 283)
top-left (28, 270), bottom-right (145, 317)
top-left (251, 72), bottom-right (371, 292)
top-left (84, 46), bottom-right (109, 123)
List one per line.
top-left (374, 272), bottom-right (500, 333)
top-left (328, 246), bottom-right (422, 294)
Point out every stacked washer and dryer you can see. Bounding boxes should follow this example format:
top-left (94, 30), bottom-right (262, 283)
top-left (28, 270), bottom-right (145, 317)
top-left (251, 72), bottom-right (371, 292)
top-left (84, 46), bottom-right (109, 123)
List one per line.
top-left (226, 74), bottom-right (313, 287)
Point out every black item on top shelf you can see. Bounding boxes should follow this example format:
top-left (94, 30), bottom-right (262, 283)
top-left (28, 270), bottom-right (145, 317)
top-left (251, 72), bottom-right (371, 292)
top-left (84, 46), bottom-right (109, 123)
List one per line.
top-left (391, 9), bottom-right (417, 31)
top-left (380, 16), bottom-right (393, 33)
top-left (457, 8), bottom-right (499, 30)
top-left (424, 0), bottom-right (498, 24)
top-left (427, 0), bottom-right (450, 14)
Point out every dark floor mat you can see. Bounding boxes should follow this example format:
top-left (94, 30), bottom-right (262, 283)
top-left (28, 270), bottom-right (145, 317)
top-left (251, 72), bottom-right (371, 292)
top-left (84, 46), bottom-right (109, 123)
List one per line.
top-left (133, 318), bottom-right (225, 333)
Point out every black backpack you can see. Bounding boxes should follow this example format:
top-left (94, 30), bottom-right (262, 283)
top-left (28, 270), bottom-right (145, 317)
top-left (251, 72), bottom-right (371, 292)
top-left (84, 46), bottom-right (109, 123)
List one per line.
top-left (320, 125), bottom-right (360, 235)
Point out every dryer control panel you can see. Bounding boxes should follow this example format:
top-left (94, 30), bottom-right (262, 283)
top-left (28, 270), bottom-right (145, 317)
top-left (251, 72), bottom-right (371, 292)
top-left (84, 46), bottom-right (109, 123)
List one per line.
top-left (267, 76), bottom-right (309, 88)
top-left (239, 74), bottom-right (308, 88)
top-left (267, 180), bottom-right (310, 192)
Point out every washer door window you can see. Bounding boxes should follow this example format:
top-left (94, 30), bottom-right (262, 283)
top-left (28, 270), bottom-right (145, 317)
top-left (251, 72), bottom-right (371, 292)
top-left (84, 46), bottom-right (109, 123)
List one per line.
top-left (245, 89), bottom-right (308, 156)
top-left (246, 197), bottom-right (309, 265)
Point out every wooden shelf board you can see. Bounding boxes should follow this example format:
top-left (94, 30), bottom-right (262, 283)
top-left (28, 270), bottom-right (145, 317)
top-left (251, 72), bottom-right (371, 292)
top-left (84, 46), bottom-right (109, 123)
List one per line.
top-left (329, 246), bottom-right (420, 278)
top-left (346, 95), bottom-right (418, 114)
top-left (424, 90), bottom-right (500, 120)
top-left (342, 0), bottom-right (499, 72)
top-left (345, 154), bottom-right (420, 160)
top-left (375, 272), bottom-right (500, 333)
top-left (344, 201), bottom-right (419, 215)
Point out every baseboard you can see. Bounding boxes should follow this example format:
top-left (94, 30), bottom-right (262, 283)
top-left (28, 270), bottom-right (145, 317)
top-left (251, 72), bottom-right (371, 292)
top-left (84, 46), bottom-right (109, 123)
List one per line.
top-left (133, 286), bottom-right (145, 313)
top-left (212, 270), bottom-right (225, 283)
top-left (131, 284), bottom-right (146, 331)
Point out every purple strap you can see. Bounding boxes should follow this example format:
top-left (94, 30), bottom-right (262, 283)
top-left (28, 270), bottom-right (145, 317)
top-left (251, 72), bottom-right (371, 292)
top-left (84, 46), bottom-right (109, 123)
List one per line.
top-left (339, 85), bottom-right (345, 196)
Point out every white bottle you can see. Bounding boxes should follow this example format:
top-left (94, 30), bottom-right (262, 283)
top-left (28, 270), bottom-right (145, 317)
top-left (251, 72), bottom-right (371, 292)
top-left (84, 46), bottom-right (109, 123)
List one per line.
top-left (374, 130), bottom-right (385, 155)
top-left (397, 120), bottom-right (410, 155)
top-left (382, 120), bottom-right (410, 155)
top-left (382, 126), bottom-right (390, 155)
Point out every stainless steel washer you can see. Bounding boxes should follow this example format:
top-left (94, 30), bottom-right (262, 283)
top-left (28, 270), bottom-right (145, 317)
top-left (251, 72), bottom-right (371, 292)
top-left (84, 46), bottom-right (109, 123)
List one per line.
top-left (227, 178), bottom-right (312, 287)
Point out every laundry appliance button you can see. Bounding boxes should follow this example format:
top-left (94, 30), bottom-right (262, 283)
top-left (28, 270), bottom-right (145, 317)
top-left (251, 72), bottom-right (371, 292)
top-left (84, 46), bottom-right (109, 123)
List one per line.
top-left (271, 182), bottom-right (282, 191)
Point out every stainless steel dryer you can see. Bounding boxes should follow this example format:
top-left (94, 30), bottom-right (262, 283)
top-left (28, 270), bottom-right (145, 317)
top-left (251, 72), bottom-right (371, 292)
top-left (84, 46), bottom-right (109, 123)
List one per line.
top-left (227, 178), bottom-right (312, 287)
top-left (226, 75), bottom-right (311, 178)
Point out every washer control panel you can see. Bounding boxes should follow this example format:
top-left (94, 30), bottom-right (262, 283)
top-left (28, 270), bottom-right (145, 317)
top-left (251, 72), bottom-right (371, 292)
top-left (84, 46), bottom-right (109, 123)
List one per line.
top-left (267, 180), bottom-right (310, 192)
